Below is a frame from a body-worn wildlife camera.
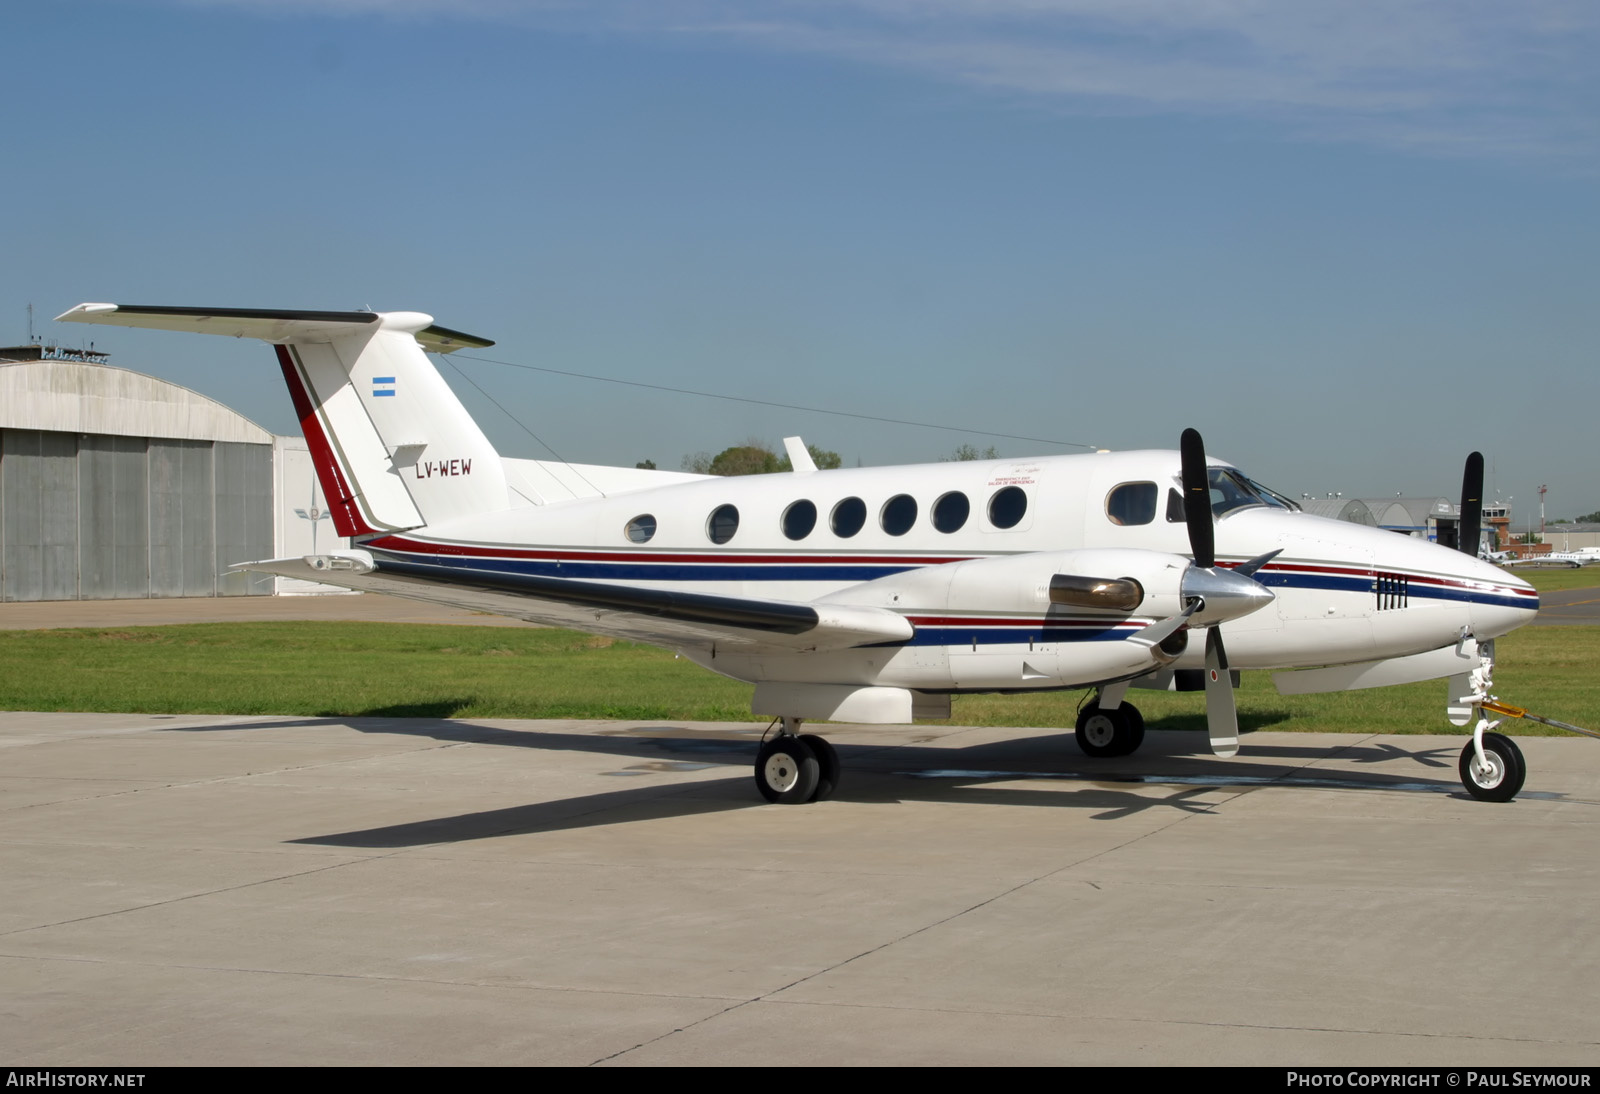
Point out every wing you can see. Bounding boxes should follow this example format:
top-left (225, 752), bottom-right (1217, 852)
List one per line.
top-left (240, 556), bottom-right (914, 654)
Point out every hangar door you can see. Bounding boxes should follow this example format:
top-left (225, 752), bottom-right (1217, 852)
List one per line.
top-left (0, 428), bottom-right (273, 601)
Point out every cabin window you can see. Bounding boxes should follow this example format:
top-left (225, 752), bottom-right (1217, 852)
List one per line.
top-left (880, 494), bottom-right (918, 536)
top-left (624, 514), bottom-right (657, 544)
top-left (1106, 482), bottom-right (1158, 526)
top-left (1166, 488), bottom-right (1184, 523)
top-left (707, 504), bottom-right (740, 545)
top-left (782, 500), bottom-right (818, 541)
top-left (932, 491), bottom-right (970, 533)
top-left (988, 486), bottom-right (1028, 529)
top-left (831, 497), bottom-right (867, 538)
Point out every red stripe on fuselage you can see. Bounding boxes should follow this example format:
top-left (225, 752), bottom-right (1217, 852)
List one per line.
top-left (274, 344), bottom-right (379, 538)
top-left (365, 534), bottom-right (977, 567)
top-left (907, 616), bottom-right (1145, 628)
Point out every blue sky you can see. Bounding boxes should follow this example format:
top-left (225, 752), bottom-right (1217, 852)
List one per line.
top-left (7, 1), bottom-right (1598, 520)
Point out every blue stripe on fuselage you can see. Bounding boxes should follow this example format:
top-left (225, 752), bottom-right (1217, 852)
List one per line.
top-left (368, 549), bottom-right (1534, 612)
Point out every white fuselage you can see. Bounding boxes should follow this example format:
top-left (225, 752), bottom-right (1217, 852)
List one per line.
top-left (358, 449), bottom-right (1538, 693)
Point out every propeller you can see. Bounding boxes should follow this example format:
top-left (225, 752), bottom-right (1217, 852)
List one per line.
top-left (1458, 451), bottom-right (1484, 557)
top-left (1180, 428), bottom-right (1215, 567)
top-left (1052, 428), bottom-right (1278, 745)
top-left (1178, 428), bottom-right (1278, 758)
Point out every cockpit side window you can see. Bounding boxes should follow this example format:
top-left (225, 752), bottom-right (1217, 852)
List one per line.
top-left (1106, 482), bottom-right (1158, 526)
top-left (1169, 468), bottom-right (1296, 522)
top-left (1207, 469), bottom-right (1260, 517)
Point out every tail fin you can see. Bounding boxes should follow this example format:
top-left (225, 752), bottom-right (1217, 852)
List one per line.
top-left (56, 304), bottom-right (509, 537)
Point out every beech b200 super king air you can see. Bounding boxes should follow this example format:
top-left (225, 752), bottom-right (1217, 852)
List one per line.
top-left (59, 304), bottom-right (1543, 803)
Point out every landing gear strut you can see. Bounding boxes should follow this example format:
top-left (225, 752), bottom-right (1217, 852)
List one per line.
top-left (1455, 643), bottom-right (1527, 803)
top-left (1075, 696), bottom-right (1145, 758)
top-left (754, 718), bottom-right (840, 804)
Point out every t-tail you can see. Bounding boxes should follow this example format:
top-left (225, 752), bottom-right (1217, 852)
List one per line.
top-left (55, 305), bottom-right (507, 537)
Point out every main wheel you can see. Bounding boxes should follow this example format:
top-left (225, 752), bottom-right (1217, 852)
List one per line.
top-left (1458, 732), bottom-right (1526, 802)
top-left (1075, 703), bottom-right (1144, 758)
top-left (755, 736), bottom-right (821, 804)
top-left (799, 734), bottom-right (840, 802)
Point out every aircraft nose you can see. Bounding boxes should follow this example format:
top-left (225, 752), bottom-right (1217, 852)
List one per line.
top-left (1466, 557), bottom-right (1540, 638)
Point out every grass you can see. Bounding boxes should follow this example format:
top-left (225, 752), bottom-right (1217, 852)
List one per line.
top-left (1502, 566), bottom-right (1600, 593)
top-left (0, 624), bottom-right (752, 722)
top-left (1, 614), bottom-right (1595, 736)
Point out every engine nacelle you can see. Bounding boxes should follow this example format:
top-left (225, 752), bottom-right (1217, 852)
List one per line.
top-left (818, 548), bottom-right (1193, 620)
top-left (810, 549), bottom-right (1202, 690)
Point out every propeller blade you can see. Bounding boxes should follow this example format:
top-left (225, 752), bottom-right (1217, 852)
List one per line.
top-left (1204, 628), bottom-right (1239, 757)
top-left (1127, 601), bottom-right (1198, 659)
top-left (1180, 427), bottom-right (1214, 568)
top-left (1231, 548), bottom-right (1283, 580)
top-left (1459, 451), bottom-right (1484, 557)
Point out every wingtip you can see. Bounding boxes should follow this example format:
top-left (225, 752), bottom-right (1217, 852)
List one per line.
top-left (56, 303), bottom-right (118, 322)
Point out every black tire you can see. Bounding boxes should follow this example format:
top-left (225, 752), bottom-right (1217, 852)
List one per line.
top-left (755, 736), bottom-right (820, 804)
top-left (799, 734), bottom-right (840, 802)
top-left (1122, 703), bottom-right (1146, 755)
top-left (1075, 703), bottom-right (1143, 758)
top-left (1458, 732), bottom-right (1526, 802)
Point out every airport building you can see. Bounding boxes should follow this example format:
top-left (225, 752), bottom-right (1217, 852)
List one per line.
top-left (0, 343), bottom-right (346, 601)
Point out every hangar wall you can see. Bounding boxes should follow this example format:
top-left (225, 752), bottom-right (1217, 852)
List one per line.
top-left (0, 428), bottom-right (274, 601)
top-left (0, 356), bottom-right (283, 602)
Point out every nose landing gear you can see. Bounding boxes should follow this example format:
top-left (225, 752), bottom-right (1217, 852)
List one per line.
top-left (1453, 642), bottom-right (1598, 802)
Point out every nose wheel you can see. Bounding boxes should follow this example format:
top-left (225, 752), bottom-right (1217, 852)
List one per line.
top-left (1458, 731), bottom-right (1525, 803)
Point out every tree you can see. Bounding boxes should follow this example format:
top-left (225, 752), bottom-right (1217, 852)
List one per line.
top-left (635, 459), bottom-right (656, 470)
top-left (1577, 511), bottom-right (1600, 524)
top-left (683, 439), bottom-right (842, 476)
top-left (942, 443), bottom-right (999, 462)
top-left (709, 444), bottom-right (783, 476)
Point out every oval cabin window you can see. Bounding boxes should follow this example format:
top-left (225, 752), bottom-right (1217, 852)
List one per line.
top-left (782, 500), bottom-right (818, 541)
top-left (932, 491), bottom-right (970, 533)
top-left (707, 504), bottom-right (740, 544)
top-left (831, 497), bottom-right (867, 538)
top-left (880, 494), bottom-right (918, 537)
top-left (988, 486), bottom-right (1028, 529)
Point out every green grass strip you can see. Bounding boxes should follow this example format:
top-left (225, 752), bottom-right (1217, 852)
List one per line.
top-left (2, 620), bottom-right (1594, 735)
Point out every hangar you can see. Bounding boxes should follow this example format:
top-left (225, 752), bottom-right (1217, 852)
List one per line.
top-left (0, 343), bottom-right (345, 601)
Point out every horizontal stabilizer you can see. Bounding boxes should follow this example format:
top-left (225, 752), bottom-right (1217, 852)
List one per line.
top-left (56, 304), bottom-right (493, 353)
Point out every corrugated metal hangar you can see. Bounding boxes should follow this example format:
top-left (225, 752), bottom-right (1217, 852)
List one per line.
top-left (0, 345), bottom-right (343, 602)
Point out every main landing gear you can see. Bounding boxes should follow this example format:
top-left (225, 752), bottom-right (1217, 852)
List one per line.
top-left (755, 717), bottom-right (840, 804)
top-left (1075, 691), bottom-right (1145, 758)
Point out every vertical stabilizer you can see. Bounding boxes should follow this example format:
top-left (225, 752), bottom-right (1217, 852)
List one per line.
top-left (56, 304), bottom-right (510, 537)
top-left (278, 314), bottom-right (509, 533)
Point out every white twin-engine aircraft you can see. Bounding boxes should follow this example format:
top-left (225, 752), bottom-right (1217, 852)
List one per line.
top-left (59, 304), bottom-right (1542, 803)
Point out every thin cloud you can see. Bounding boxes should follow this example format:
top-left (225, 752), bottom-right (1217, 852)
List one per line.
top-left (181, 0), bottom-right (1600, 164)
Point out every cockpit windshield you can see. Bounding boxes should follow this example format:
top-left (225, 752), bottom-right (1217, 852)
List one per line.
top-left (1207, 468), bottom-right (1298, 517)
